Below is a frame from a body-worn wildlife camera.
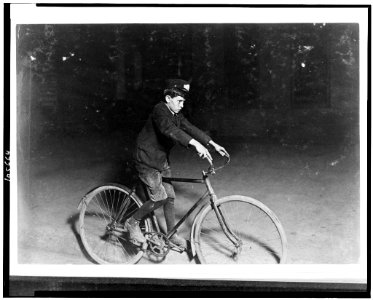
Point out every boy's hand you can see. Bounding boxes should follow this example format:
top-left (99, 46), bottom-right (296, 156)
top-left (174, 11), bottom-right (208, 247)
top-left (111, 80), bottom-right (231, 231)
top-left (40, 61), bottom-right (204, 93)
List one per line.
top-left (209, 141), bottom-right (229, 157)
top-left (189, 139), bottom-right (213, 162)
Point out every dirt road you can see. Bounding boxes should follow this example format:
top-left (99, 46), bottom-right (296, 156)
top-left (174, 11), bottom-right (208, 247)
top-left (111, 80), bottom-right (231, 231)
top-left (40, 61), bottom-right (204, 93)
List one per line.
top-left (17, 132), bottom-right (360, 264)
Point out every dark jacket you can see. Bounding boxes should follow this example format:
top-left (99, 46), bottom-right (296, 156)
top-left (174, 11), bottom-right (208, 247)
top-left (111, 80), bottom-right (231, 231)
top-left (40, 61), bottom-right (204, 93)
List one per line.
top-left (135, 102), bottom-right (211, 171)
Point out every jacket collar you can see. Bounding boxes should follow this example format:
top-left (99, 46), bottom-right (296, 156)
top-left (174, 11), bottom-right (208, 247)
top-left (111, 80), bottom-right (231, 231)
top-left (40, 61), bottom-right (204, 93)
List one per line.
top-left (163, 102), bottom-right (176, 116)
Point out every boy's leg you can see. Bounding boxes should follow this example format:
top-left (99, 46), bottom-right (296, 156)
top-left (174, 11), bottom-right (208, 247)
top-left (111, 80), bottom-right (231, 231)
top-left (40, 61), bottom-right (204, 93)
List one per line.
top-left (162, 169), bottom-right (187, 249)
top-left (126, 163), bottom-right (186, 248)
top-left (163, 198), bottom-right (187, 248)
top-left (125, 164), bottom-right (169, 244)
top-left (132, 198), bottom-right (166, 220)
top-left (125, 199), bottom-right (166, 244)
top-left (163, 197), bottom-right (175, 232)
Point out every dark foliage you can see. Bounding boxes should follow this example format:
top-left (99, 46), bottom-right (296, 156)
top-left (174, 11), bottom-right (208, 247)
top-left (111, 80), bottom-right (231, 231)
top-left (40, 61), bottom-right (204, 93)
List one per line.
top-left (17, 23), bottom-right (358, 141)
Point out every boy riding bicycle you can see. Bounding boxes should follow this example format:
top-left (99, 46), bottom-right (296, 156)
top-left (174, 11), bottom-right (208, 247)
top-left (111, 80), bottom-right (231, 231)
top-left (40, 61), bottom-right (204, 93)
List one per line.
top-left (125, 79), bottom-right (228, 248)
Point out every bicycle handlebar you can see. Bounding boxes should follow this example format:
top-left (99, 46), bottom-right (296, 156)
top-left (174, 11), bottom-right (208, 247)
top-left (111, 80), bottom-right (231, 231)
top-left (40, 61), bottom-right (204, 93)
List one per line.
top-left (204, 153), bottom-right (230, 175)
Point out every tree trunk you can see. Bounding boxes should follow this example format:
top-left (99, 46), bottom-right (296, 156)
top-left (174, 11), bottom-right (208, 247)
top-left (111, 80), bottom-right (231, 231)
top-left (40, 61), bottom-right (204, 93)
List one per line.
top-left (115, 27), bottom-right (126, 102)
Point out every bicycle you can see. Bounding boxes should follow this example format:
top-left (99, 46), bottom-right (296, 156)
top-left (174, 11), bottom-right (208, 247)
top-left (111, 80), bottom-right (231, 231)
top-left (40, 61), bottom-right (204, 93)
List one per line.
top-left (78, 155), bottom-right (287, 264)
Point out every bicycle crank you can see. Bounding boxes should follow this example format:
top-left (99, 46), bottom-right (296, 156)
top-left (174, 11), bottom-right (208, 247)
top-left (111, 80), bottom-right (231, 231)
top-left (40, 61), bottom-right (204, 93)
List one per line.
top-left (145, 232), bottom-right (171, 258)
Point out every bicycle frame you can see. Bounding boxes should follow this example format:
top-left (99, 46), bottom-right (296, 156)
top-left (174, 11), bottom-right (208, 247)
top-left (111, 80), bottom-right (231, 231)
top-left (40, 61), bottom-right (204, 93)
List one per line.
top-left (79, 155), bottom-right (287, 264)
top-left (110, 155), bottom-right (239, 253)
top-left (162, 164), bottom-right (241, 249)
top-left (162, 176), bottom-right (210, 240)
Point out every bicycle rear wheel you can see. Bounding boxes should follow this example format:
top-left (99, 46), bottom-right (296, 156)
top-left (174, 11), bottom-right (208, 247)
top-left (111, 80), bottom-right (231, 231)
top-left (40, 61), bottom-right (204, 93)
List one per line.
top-left (79, 183), bottom-right (152, 264)
top-left (194, 195), bottom-right (287, 264)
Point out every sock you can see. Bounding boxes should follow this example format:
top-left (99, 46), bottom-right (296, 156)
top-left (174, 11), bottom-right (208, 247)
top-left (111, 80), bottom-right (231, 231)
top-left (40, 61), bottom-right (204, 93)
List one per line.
top-left (163, 197), bottom-right (175, 233)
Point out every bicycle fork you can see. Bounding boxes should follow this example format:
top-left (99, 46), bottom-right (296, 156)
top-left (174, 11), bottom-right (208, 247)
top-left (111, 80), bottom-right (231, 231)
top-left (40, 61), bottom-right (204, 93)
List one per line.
top-left (211, 198), bottom-right (242, 245)
top-left (205, 178), bottom-right (242, 255)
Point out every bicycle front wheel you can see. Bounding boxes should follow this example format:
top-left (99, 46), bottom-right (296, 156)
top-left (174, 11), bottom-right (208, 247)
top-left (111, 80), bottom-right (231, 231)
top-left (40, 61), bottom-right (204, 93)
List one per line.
top-left (194, 195), bottom-right (287, 264)
top-left (79, 184), bottom-right (152, 264)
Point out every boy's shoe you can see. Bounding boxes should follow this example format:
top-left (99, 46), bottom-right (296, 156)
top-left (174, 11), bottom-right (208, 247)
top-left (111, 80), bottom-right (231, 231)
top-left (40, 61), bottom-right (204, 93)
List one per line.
top-left (124, 217), bottom-right (146, 245)
top-left (169, 234), bottom-right (187, 249)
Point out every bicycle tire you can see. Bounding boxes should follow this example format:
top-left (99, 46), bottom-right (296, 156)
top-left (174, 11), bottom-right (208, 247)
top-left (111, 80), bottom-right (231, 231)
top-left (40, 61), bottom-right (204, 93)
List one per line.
top-left (194, 195), bottom-right (287, 264)
top-left (79, 183), bottom-right (152, 264)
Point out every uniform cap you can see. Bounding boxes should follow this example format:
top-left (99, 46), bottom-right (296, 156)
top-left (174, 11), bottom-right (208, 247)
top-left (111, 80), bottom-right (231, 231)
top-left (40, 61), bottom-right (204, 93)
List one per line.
top-left (164, 79), bottom-right (190, 98)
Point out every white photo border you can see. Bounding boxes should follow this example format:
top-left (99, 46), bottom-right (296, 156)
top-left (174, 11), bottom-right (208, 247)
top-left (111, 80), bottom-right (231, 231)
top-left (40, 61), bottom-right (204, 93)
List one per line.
top-left (7, 3), bottom-right (368, 285)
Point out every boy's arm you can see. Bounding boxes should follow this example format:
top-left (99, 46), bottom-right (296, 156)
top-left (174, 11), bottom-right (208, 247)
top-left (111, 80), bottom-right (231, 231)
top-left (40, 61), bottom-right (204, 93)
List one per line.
top-left (188, 139), bottom-right (229, 162)
top-left (178, 115), bottom-right (211, 146)
top-left (152, 105), bottom-right (193, 147)
top-left (180, 115), bottom-right (229, 158)
top-left (208, 140), bottom-right (230, 157)
top-left (189, 138), bottom-right (213, 162)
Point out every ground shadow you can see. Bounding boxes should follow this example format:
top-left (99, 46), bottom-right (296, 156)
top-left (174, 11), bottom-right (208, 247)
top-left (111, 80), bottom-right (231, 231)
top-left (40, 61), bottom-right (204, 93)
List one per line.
top-left (66, 212), bottom-right (97, 264)
top-left (68, 209), bottom-right (148, 264)
top-left (198, 229), bottom-right (281, 263)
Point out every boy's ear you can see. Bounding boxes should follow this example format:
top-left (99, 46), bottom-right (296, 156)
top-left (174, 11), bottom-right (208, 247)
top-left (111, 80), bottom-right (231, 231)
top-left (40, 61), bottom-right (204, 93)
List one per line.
top-left (165, 95), bottom-right (171, 103)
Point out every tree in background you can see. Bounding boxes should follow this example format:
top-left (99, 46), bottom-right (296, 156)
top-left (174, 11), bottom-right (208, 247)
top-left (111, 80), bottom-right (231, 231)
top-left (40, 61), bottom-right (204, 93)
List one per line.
top-left (16, 23), bottom-right (359, 141)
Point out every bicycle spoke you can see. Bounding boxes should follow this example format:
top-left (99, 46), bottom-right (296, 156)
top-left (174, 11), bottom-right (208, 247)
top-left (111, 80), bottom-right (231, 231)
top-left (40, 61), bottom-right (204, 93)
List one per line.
top-left (199, 226), bottom-right (224, 236)
top-left (80, 185), bottom-right (151, 264)
top-left (112, 191), bottom-right (124, 221)
top-left (92, 236), bottom-right (108, 260)
top-left (111, 235), bottom-right (130, 260)
top-left (97, 192), bottom-right (112, 222)
top-left (89, 207), bottom-right (106, 223)
top-left (121, 203), bottom-right (139, 221)
top-left (109, 189), bottom-right (115, 217)
top-left (230, 205), bottom-right (249, 240)
top-left (104, 190), bottom-right (114, 220)
top-left (116, 190), bottom-right (136, 222)
top-left (105, 190), bottom-right (115, 220)
top-left (199, 234), bottom-right (234, 247)
top-left (116, 235), bottom-right (136, 258)
top-left (114, 189), bottom-right (120, 217)
top-left (92, 196), bottom-right (110, 224)
top-left (110, 189), bottom-right (116, 218)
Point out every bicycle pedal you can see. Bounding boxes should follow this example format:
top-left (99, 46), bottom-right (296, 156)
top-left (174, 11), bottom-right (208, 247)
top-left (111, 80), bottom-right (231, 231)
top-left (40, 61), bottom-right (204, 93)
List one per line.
top-left (169, 242), bottom-right (186, 253)
top-left (129, 238), bottom-right (145, 248)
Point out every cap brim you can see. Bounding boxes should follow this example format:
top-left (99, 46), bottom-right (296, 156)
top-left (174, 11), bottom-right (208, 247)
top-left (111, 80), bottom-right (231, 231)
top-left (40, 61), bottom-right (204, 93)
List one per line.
top-left (164, 87), bottom-right (189, 98)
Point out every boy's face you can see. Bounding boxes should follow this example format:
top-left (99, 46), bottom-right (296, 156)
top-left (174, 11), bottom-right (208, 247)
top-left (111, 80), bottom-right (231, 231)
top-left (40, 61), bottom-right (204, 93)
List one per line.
top-left (165, 95), bottom-right (185, 114)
